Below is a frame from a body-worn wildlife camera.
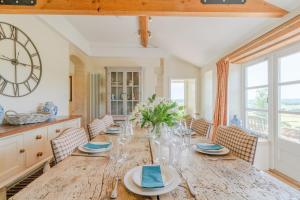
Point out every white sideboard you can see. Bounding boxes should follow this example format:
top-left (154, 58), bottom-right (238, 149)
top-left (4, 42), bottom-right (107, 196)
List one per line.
top-left (0, 116), bottom-right (81, 194)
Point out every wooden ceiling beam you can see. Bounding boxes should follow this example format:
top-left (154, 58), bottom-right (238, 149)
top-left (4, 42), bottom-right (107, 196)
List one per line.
top-left (139, 16), bottom-right (149, 48)
top-left (225, 15), bottom-right (300, 63)
top-left (0, 0), bottom-right (287, 17)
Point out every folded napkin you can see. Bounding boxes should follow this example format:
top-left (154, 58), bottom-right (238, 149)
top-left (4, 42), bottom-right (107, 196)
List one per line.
top-left (107, 127), bottom-right (120, 131)
top-left (141, 165), bottom-right (164, 188)
top-left (197, 143), bottom-right (224, 151)
top-left (83, 142), bottom-right (111, 150)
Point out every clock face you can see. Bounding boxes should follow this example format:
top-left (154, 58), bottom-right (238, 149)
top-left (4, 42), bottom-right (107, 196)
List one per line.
top-left (0, 22), bottom-right (42, 97)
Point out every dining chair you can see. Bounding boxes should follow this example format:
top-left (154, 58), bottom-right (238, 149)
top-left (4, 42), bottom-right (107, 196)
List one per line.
top-left (102, 115), bottom-right (114, 128)
top-left (215, 126), bottom-right (258, 164)
top-left (87, 118), bottom-right (106, 140)
top-left (51, 127), bottom-right (88, 163)
top-left (191, 118), bottom-right (212, 137)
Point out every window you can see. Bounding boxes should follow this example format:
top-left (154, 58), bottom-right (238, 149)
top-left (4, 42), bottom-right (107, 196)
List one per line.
top-left (170, 79), bottom-right (196, 115)
top-left (170, 80), bottom-right (185, 106)
top-left (244, 60), bottom-right (269, 137)
top-left (278, 51), bottom-right (300, 144)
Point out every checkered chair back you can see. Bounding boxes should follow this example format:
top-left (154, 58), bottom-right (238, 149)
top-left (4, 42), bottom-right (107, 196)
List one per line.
top-left (102, 115), bottom-right (114, 128)
top-left (191, 119), bottom-right (211, 137)
top-left (51, 127), bottom-right (88, 163)
top-left (87, 118), bottom-right (106, 140)
top-left (215, 126), bottom-right (258, 164)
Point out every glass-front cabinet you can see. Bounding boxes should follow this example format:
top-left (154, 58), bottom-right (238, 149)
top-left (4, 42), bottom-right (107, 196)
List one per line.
top-left (106, 67), bottom-right (142, 120)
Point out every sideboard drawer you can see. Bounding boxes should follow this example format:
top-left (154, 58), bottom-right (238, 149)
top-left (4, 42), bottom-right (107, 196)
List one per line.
top-left (63, 119), bottom-right (81, 129)
top-left (47, 123), bottom-right (64, 141)
top-left (25, 144), bottom-right (48, 167)
top-left (23, 128), bottom-right (48, 148)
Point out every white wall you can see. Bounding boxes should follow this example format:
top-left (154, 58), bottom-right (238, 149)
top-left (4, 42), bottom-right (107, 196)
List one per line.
top-left (200, 64), bottom-right (217, 121)
top-left (69, 45), bottom-right (202, 118)
top-left (164, 56), bottom-right (201, 113)
top-left (0, 15), bottom-right (70, 115)
top-left (200, 63), bottom-right (242, 122)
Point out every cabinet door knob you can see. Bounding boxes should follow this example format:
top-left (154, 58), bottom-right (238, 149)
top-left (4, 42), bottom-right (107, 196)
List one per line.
top-left (19, 149), bottom-right (25, 153)
top-left (55, 129), bottom-right (61, 133)
top-left (36, 152), bottom-right (43, 157)
top-left (35, 135), bottom-right (42, 140)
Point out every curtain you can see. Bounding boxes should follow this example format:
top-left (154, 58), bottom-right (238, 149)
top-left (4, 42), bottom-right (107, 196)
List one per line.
top-left (212, 59), bottom-right (229, 141)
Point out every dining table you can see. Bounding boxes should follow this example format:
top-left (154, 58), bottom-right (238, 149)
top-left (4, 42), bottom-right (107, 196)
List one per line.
top-left (10, 128), bottom-right (300, 200)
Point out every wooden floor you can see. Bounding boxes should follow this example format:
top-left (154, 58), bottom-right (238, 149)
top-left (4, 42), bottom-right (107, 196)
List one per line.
top-left (267, 169), bottom-right (300, 190)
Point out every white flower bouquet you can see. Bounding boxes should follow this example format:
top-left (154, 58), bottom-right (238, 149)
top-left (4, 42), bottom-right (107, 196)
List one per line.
top-left (130, 94), bottom-right (184, 133)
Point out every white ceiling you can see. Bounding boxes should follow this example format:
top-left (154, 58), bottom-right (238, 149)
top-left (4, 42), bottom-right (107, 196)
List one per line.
top-left (42, 0), bottom-right (300, 67)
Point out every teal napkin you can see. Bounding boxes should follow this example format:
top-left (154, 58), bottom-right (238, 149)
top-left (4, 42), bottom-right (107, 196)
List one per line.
top-left (141, 165), bottom-right (164, 188)
top-left (197, 143), bottom-right (224, 151)
top-left (83, 142), bottom-right (111, 150)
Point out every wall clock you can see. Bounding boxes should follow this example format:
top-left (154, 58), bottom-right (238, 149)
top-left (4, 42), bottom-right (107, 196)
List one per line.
top-left (0, 22), bottom-right (42, 97)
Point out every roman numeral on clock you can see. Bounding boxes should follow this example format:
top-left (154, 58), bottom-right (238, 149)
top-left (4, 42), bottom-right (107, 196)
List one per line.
top-left (23, 81), bottom-right (32, 92)
top-left (0, 79), bottom-right (7, 94)
top-left (12, 83), bottom-right (19, 96)
top-left (9, 26), bottom-right (17, 40)
top-left (30, 73), bottom-right (39, 83)
top-left (0, 24), bottom-right (6, 39)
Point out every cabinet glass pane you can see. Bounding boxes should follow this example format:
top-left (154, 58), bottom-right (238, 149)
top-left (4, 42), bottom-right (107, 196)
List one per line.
top-left (133, 87), bottom-right (139, 100)
top-left (117, 72), bottom-right (123, 86)
top-left (111, 87), bottom-right (117, 100)
top-left (111, 102), bottom-right (117, 115)
top-left (127, 72), bottom-right (133, 86)
top-left (133, 72), bottom-right (139, 86)
top-left (127, 87), bottom-right (132, 100)
top-left (117, 87), bottom-right (123, 100)
top-left (118, 101), bottom-right (123, 115)
top-left (127, 102), bottom-right (133, 115)
top-left (111, 72), bottom-right (117, 85)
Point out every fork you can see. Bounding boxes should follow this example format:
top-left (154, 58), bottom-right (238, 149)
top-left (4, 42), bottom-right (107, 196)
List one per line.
top-left (110, 176), bottom-right (120, 199)
top-left (176, 167), bottom-right (196, 197)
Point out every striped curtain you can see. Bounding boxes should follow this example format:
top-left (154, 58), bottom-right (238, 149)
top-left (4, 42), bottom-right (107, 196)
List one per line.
top-left (212, 59), bottom-right (229, 141)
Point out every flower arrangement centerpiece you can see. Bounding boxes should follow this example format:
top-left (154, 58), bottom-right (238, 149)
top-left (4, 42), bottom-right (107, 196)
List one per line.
top-left (130, 94), bottom-right (184, 137)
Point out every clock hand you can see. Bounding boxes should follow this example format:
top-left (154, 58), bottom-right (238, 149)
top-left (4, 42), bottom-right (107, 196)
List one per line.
top-left (17, 62), bottom-right (40, 70)
top-left (12, 36), bottom-right (17, 83)
top-left (0, 56), bottom-right (14, 63)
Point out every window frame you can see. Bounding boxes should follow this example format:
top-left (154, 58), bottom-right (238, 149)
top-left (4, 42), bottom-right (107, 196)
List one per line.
top-left (242, 57), bottom-right (271, 137)
top-left (275, 45), bottom-right (300, 143)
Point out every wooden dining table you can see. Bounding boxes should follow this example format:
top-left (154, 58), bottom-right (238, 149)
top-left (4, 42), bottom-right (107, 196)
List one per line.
top-left (10, 128), bottom-right (300, 200)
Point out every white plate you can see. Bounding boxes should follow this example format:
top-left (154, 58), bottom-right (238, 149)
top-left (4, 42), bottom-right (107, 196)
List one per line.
top-left (131, 165), bottom-right (174, 188)
top-left (195, 143), bottom-right (224, 152)
top-left (78, 142), bottom-right (112, 153)
top-left (124, 166), bottom-right (181, 196)
top-left (194, 145), bottom-right (230, 155)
